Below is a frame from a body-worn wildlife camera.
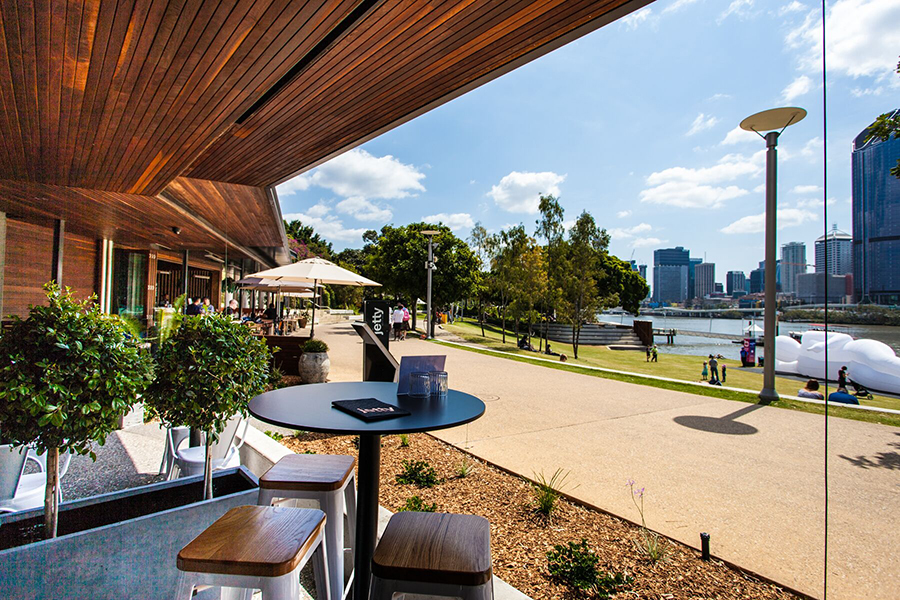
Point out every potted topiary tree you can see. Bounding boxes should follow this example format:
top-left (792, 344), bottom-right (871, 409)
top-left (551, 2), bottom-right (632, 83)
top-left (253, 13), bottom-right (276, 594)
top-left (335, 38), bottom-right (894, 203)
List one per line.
top-left (299, 338), bottom-right (330, 383)
top-left (146, 313), bottom-right (271, 500)
top-left (0, 284), bottom-right (154, 538)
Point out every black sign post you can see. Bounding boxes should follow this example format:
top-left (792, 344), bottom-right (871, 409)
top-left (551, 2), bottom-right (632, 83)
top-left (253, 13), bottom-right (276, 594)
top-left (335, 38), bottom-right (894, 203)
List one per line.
top-left (364, 300), bottom-right (390, 350)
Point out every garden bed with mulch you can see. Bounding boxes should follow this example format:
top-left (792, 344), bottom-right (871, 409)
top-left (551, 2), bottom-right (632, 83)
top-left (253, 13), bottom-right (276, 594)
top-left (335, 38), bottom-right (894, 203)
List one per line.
top-left (281, 432), bottom-right (800, 600)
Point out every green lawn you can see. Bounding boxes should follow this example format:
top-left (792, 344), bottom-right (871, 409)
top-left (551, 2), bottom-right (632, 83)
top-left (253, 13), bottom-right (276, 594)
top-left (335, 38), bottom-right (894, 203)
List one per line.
top-left (439, 319), bottom-right (900, 427)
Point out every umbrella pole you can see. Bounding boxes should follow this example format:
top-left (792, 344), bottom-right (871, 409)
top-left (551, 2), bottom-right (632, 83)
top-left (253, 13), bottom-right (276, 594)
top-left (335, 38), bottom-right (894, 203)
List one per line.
top-left (310, 279), bottom-right (317, 338)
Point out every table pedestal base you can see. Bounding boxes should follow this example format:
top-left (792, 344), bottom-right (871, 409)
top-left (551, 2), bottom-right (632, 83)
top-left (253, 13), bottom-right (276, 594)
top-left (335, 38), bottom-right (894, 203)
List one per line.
top-left (352, 434), bottom-right (381, 600)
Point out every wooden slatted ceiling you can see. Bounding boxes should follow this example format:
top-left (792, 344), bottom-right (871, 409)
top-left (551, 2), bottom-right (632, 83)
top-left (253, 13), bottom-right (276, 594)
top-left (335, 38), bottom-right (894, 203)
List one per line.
top-left (0, 0), bottom-right (360, 195)
top-left (187, 0), bottom-right (640, 186)
top-left (0, 179), bottom-right (273, 263)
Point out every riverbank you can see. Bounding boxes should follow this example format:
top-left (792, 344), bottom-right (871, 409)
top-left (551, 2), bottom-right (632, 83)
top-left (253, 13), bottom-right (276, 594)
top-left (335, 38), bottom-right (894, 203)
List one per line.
top-left (442, 319), bottom-right (900, 423)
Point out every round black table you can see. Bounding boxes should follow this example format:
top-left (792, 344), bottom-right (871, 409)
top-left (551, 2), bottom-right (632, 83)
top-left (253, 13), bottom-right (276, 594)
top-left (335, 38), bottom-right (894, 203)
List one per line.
top-left (249, 381), bottom-right (485, 600)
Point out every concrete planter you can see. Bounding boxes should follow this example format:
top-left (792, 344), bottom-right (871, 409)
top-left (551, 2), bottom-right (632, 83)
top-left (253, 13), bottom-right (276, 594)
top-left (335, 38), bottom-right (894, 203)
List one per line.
top-left (299, 352), bottom-right (330, 383)
top-left (0, 467), bottom-right (258, 600)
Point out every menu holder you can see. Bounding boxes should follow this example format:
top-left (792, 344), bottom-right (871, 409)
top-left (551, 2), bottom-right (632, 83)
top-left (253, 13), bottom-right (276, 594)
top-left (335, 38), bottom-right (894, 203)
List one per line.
top-left (332, 398), bottom-right (411, 422)
top-left (396, 355), bottom-right (446, 395)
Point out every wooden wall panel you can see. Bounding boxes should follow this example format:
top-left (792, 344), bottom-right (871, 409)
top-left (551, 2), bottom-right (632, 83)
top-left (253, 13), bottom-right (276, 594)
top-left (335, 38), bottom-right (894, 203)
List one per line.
top-left (63, 231), bottom-right (99, 302)
top-left (4, 219), bottom-right (54, 317)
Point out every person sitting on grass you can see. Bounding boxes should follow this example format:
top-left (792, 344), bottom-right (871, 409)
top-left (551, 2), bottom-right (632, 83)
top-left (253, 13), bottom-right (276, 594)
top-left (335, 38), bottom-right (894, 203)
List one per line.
top-left (828, 386), bottom-right (859, 405)
top-left (797, 379), bottom-right (824, 400)
top-left (544, 342), bottom-right (559, 356)
top-left (517, 335), bottom-right (535, 352)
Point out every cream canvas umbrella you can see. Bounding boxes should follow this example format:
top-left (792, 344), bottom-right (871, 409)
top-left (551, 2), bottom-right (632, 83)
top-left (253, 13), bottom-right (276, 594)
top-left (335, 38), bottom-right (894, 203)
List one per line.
top-left (236, 277), bottom-right (319, 322)
top-left (250, 257), bottom-right (381, 337)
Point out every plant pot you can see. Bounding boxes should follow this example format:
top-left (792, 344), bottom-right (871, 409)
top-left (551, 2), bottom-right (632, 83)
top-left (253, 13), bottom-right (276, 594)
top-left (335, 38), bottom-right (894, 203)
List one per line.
top-left (299, 317), bottom-right (308, 329)
top-left (0, 467), bottom-right (258, 600)
top-left (298, 351), bottom-right (330, 383)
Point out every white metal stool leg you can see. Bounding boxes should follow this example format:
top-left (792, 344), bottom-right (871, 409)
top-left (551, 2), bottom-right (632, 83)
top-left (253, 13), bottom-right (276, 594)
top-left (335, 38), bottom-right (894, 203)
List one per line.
top-left (257, 487), bottom-right (278, 506)
top-left (320, 491), bottom-right (344, 600)
top-left (343, 474), bottom-right (357, 548)
top-left (173, 571), bottom-right (195, 600)
top-left (312, 538), bottom-right (332, 600)
top-left (260, 571), bottom-right (300, 600)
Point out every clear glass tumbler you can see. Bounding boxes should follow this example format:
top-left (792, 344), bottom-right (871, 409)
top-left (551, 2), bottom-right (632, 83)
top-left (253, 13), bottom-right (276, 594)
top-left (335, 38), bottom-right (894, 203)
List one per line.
top-left (429, 371), bottom-right (448, 398)
top-left (409, 372), bottom-right (430, 398)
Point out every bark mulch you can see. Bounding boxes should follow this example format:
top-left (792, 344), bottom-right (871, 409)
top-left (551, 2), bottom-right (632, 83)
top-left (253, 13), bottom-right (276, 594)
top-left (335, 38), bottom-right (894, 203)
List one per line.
top-left (281, 432), bottom-right (800, 600)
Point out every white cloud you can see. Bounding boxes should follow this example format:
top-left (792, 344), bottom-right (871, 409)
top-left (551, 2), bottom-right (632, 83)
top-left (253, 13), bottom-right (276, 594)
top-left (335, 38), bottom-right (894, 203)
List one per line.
top-left (620, 6), bottom-right (652, 29)
top-left (800, 136), bottom-right (823, 159)
top-left (779, 1), bottom-right (805, 14)
top-left (708, 93), bottom-right (732, 101)
top-left (421, 212), bottom-right (475, 231)
top-left (796, 196), bottom-right (836, 208)
top-left (276, 177), bottom-right (311, 196)
top-left (721, 125), bottom-right (760, 145)
top-left (792, 184), bottom-right (822, 194)
top-left (720, 207), bottom-right (818, 234)
top-left (335, 196), bottom-right (392, 222)
top-left (617, 210), bottom-right (632, 218)
top-left (850, 86), bottom-right (886, 97)
top-left (488, 171), bottom-right (566, 214)
top-left (786, 0), bottom-right (900, 79)
top-left (663, 0), bottom-right (701, 13)
top-left (631, 237), bottom-right (665, 248)
top-left (640, 151), bottom-right (764, 209)
top-left (687, 113), bottom-right (720, 136)
top-left (753, 183), bottom-right (766, 193)
top-left (719, 0), bottom-right (755, 22)
top-left (610, 223), bottom-right (653, 240)
top-left (283, 207), bottom-right (367, 242)
top-left (291, 148), bottom-right (425, 200)
top-left (781, 75), bottom-right (813, 102)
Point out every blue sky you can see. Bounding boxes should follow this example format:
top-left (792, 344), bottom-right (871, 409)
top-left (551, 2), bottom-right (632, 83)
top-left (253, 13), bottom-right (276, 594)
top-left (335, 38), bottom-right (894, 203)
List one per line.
top-left (276, 0), bottom-right (900, 281)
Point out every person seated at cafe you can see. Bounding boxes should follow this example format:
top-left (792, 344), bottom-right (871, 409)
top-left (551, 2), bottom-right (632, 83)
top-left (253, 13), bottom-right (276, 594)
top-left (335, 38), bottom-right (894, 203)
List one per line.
top-left (225, 299), bottom-right (239, 317)
top-left (185, 297), bottom-right (202, 315)
top-left (828, 386), bottom-right (859, 405)
top-left (263, 304), bottom-right (283, 334)
top-left (797, 379), bottom-right (824, 400)
top-left (202, 297), bottom-right (215, 314)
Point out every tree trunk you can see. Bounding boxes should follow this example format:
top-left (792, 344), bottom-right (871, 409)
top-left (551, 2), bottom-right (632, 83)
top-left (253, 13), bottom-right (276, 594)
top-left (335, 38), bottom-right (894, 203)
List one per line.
top-left (479, 299), bottom-right (485, 337)
top-left (44, 447), bottom-right (59, 538)
top-left (514, 318), bottom-right (519, 341)
top-left (501, 303), bottom-right (507, 344)
top-left (203, 433), bottom-right (214, 500)
top-left (411, 297), bottom-right (418, 333)
top-left (572, 323), bottom-right (579, 359)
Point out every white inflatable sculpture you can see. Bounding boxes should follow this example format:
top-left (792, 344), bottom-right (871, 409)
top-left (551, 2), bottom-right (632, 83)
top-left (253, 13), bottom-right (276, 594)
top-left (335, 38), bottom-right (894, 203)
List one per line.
top-left (775, 331), bottom-right (900, 394)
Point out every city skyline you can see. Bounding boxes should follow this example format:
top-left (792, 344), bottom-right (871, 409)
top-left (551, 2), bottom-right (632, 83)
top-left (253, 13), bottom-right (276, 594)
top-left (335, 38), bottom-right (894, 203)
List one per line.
top-left (275, 0), bottom-right (900, 279)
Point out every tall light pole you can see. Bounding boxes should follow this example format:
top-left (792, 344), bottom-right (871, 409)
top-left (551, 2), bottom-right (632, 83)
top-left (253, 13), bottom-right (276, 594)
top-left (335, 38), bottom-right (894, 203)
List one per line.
top-left (740, 107), bottom-right (806, 403)
top-left (423, 230), bottom-right (440, 339)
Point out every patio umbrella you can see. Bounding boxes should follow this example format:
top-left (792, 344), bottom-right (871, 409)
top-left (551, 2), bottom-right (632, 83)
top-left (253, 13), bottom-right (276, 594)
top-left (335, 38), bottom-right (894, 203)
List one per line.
top-left (249, 257), bottom-right (381, 337)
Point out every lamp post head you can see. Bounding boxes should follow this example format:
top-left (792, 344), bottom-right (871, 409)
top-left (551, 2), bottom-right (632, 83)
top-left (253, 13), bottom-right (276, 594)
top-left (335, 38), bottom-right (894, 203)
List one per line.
top-left (421, 230), bottom-right (440, 237)
top-left (740, 107), bottom-right (807, 133)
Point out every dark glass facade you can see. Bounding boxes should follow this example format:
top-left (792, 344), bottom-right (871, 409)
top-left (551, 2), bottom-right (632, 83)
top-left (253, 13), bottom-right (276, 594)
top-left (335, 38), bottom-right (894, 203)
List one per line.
top-left (852, 109), bottom-right (900, 305)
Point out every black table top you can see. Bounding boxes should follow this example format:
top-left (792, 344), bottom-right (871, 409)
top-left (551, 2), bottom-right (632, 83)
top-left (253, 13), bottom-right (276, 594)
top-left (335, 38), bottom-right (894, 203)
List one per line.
top-left (249, 381), bottom-right (485, 435)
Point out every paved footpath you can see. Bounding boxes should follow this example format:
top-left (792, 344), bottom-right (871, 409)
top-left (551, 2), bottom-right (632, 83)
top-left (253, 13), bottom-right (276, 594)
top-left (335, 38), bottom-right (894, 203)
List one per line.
top-left (320, 322), bottom-right (899, 600)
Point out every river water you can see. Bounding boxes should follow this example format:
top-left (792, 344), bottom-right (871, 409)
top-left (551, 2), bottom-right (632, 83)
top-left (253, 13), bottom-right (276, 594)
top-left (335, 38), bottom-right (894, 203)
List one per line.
top-left (601, 314), bottom-right (900, 359)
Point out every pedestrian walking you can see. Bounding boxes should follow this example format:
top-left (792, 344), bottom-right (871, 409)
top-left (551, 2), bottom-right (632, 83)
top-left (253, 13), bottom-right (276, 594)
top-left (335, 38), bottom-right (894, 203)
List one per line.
top-left (708, 355), bottom-right (719, 382)
top-left (391, 304), bottom-right (404, 341)
top-left (701, 361), bottom-right (708, 381)
top-left (646, 346), bottom-right (651, 362)
top-left (721, 363), bottom-right (727, 383)
top-left (651, 344), bottom-right (658, 362)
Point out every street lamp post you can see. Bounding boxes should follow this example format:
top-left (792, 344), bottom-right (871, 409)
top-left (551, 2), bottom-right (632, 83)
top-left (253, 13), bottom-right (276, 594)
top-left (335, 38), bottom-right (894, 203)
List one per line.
top-left (740, 107), bottom-right (806, 403)
top-left (422, 230), bottom-right (440, 339)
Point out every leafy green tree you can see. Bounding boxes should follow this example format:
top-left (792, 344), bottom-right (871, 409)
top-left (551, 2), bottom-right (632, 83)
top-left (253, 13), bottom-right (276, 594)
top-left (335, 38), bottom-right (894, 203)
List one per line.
top-left (146, 314), bottom-right (272, 500)
top-left (468, 223), bottom-right (495, 336)
top-left (0, 285), bottom-right (154, 537)
top-left (284, 219), bottom-right (333, 260)
top-left (511, 244), bottom-right (548, 341)
top-left (489, 225), bottom-right (529, 343)
top-left (598, 253), bottom-right (650, 315)
top-left (535, 195), bottom-right (567, 347)
top-left (864, 57), bottom-right (900, 178)
top-left (365, 223), bottom-right (480, 332)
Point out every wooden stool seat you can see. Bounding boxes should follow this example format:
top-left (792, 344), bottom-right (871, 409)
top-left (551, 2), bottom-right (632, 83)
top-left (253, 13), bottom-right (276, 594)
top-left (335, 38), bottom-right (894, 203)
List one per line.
top-left (260, 454), bottom-right (356, 492)
top-left (372, 512), bottom-right (492, 587)
top-left (177, 505), bottom-right (326, 578)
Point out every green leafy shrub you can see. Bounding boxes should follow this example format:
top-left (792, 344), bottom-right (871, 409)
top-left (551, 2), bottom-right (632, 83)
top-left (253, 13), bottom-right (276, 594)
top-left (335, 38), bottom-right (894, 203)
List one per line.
top-left (456, 457), bottom-right (477, 478)
top-left (265, 430), bottom-right (284, 441)
top-left (398, 433), bottom-right (410, 447)
top-left (303, 339), bottom-right (329, 353)
top-left (396, 459), bottom-right (440, 488)
top-left (547, 539), bottom-right (633, 598)
top-left (530, 468), bottom-right (569, 516)
top-left (268, 366), bottom-right (285, 389)
top-left (146, 313), bottom-right (272, 499)
top-left (0, 284), bottom-right (154, 537)
top-left (303, 449), bottom-right (317, 454)
top-left (398, 495), bottom-right (437, 512)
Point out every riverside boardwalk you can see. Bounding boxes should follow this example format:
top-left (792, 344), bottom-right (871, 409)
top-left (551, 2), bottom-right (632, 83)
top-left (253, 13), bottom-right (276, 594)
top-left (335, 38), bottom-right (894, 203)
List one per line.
top-left (320, 321), bottom-right (899, 600)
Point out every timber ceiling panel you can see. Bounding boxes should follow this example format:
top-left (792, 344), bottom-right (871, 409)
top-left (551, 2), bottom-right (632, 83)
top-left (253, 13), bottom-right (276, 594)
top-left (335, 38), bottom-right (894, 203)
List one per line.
top-left (160, 177), bottom-right (283, 248)
top-left (0, 0), bottom-right (360, 195)
top-left (0, 179), bottom-right (268, 262)
top-left (186, 0), bottom-right (638, 187)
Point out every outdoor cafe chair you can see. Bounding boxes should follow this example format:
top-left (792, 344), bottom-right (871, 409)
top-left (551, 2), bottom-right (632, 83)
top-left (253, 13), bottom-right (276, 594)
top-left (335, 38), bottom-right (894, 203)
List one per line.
top-left (175, 505), bottom-right (331, 600)
top-left (1, 445), bottom-right (71, 514)
top-left (159, 425), bottom-right (191, 478)
top-left (166, 416), bottom-right (248, 480)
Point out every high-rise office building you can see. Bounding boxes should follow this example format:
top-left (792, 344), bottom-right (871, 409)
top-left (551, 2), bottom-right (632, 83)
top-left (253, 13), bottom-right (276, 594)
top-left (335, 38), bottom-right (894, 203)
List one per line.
top-left (852, 109), bottom-right (900, 304)
top-left (638, 264), bottom-right (647, 281)
top-left (694, 262), bottom-right (715, 299)
top-left (653, 246), bottom-right (690, 304)
top-left (781, 241), bottom-right (807, 296)
top-left (688, 257), bottom-right (702, 299)
top-left (749, 260), bottom-right (781, 294)
top-left (815, 225), bottom-right (853, 275)
top-left (726, 271), bottom-right (746, 296)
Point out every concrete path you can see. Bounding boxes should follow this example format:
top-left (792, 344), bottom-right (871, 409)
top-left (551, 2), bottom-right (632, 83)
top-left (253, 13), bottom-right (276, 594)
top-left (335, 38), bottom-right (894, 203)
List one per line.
top-left (319, 322), bottom-right (900, 600)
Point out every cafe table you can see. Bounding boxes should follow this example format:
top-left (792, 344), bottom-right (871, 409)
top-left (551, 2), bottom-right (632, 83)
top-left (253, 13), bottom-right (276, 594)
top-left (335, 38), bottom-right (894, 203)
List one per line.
top-left (249, 381), bottom-right (486, 600)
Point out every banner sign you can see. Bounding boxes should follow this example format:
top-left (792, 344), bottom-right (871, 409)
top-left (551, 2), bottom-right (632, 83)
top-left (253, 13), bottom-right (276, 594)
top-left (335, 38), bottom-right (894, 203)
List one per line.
top-left (364, 300), bottom-right (390, 350)
top-left (740, 338), bottom-right (757, 367)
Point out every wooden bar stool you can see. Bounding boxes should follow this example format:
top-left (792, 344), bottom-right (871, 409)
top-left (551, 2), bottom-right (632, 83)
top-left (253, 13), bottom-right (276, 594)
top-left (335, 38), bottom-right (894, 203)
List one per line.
top-left (258, 454), bottom-right (357, 599)
top-left (370, 512), bottom-right (493, 600)
top-left (175, 505), bottom-right (330, 600)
